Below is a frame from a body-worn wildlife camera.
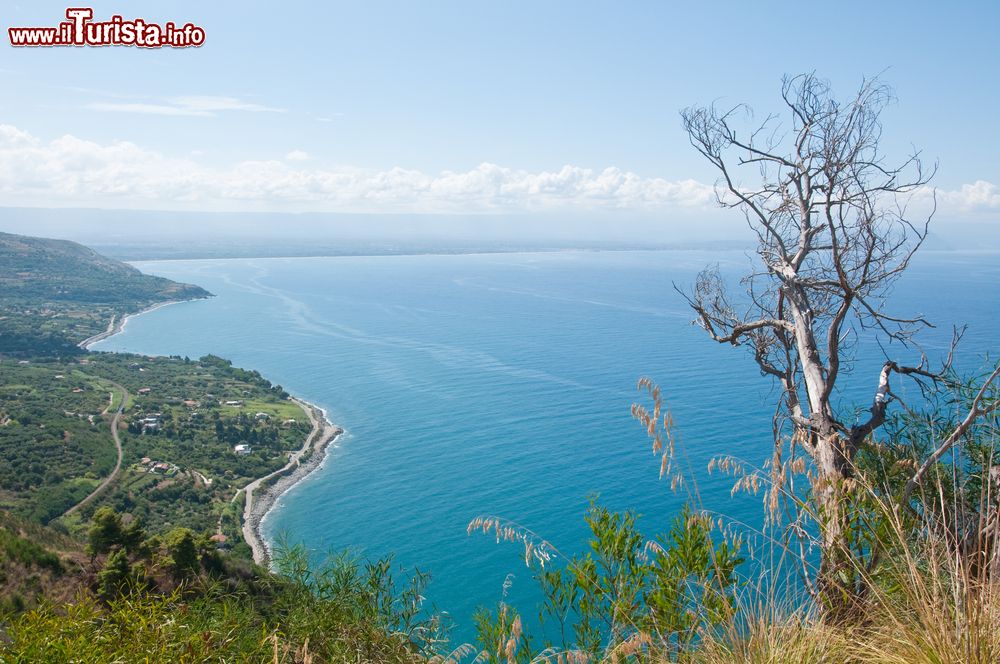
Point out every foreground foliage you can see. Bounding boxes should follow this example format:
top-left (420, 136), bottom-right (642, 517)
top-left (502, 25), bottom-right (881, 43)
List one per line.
top-left (2, 511), bottom-right (440, 663)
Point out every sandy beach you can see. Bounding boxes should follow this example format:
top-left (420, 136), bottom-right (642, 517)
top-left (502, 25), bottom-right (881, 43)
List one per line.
top-left (78, 300), bottom-right (187, 350)
top-left (241, 397), bottom-right (343, 566)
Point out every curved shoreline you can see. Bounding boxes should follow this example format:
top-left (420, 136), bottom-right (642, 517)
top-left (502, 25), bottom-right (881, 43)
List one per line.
top-left (241, 397), bottom-right (342, 567)
top-left (78, 300), bottom-right (187, 350)
top-left (78, 296), bottom-right (344, 567)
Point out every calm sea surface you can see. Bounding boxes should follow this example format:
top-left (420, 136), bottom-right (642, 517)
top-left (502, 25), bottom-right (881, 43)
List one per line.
top-left (93, 249), bottom-right (999, 641)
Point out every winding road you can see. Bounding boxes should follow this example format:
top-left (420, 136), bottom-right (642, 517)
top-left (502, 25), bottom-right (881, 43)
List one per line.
top-left (62, 381), bottom-right (129, 518)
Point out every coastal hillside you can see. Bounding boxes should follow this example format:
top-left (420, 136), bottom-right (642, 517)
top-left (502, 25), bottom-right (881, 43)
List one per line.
top-left (0, 231), bottom-right (209, 305)
top-left (0, 232), bottom-right (441, 662)
top-left (0, 231), bottom-right (210, 356)
top-left (0, 235), bottom-right (329, 556)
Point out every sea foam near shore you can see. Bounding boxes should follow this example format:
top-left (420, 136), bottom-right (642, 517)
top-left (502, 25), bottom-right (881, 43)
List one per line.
top-left (242, 398), bottom-right (343, 566)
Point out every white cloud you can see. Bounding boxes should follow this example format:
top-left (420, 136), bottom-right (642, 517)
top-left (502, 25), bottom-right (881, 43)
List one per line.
top-left (85, 96), bottom-right (284, 117)
top-left (285, 150), bottom-right (310, 162)
top-left (0, 123), bottom-right (994, 220)
top-left (936, 181), bottom-right (1000, 213)
top-left (900, 181), bottom-right (1000, 222)
top-left (0, 124), bottom-right (716, 212)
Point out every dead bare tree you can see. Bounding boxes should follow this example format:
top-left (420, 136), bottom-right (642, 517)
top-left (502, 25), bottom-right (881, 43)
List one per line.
top-left (679, 73), bottom-right (942, 611)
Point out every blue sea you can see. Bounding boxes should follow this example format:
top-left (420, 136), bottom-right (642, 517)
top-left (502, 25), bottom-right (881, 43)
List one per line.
top-left (93, 249), bottom-right (998, 641)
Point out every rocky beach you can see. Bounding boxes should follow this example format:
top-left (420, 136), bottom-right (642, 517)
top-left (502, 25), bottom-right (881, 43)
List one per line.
top-left (241, 397), bottom-right (343, 566)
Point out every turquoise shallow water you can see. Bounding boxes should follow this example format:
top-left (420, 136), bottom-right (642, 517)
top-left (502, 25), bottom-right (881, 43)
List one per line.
top-left (93, 249), bottom-right (998, 641)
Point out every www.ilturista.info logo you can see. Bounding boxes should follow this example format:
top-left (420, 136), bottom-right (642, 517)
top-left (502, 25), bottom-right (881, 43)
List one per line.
top-left (8, 8), bottom-right (205, 48)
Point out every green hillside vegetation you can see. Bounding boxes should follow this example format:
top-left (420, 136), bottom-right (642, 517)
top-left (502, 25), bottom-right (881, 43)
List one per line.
top-left (0, 353), bottom-right (311, 551)
top-left (0, 359), bottom-right (119, 522)
top-left (0, 231), bottom-right (210, 356)
top-left (0, 508), bottom-right (440, 663)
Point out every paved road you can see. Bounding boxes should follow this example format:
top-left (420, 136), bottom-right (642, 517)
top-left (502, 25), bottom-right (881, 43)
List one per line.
top-left (240, 397), bottom-right (331, 564)
top-left (62, 381), bottom-right (129, 518)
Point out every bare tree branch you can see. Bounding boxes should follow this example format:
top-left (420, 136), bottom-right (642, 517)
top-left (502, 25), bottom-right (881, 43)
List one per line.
top-left (900, 365), bottom-right (1000, 507)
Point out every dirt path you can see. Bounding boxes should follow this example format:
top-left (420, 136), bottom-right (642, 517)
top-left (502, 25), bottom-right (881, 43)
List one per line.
top-left (62, 381), bottom-right (129, 518)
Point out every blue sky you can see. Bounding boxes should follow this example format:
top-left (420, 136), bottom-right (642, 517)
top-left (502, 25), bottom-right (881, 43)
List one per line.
top-left (1, 0), bottom-right (999, 221)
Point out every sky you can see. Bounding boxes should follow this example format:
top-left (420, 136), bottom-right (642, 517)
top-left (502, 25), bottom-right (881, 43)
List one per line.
top-left (1, 0), bottom-right (999, 237)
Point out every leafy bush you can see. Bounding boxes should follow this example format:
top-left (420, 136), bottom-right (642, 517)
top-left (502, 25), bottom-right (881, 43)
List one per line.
top-left (470, 502), bottom-right (743, 662)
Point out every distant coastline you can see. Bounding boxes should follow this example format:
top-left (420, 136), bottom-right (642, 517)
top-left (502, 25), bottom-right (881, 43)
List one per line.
top-left (113, 244), bottom-right (757, 263)
top-left (80, 294), bottom-right (343, 567)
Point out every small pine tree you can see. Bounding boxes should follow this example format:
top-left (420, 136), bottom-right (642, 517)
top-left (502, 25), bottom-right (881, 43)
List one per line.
top-left (96, 549), bottom-right (130, 600)
top-left (87, 507), bottom-right (123, 557)
top-left (120, 518), bottom-right (146, 556)
top-left (165, 528), bottom-right (199, 580)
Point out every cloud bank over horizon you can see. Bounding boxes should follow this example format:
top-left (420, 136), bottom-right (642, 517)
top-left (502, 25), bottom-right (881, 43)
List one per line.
top-left (0, 123), bottom-right (998, 223)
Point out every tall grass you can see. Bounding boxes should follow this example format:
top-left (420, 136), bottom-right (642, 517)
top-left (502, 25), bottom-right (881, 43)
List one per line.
top-left (465, 375), bottom-right (1000, 663)
top-left (693, 474), bottom-right (1000, 664)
